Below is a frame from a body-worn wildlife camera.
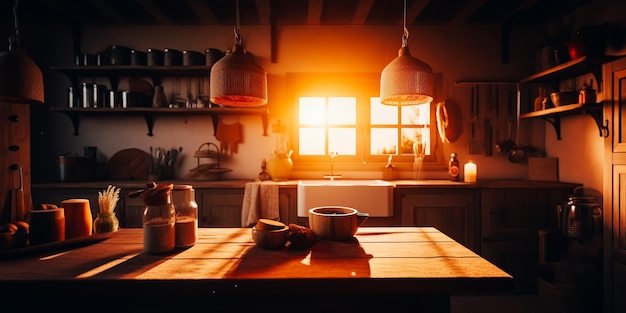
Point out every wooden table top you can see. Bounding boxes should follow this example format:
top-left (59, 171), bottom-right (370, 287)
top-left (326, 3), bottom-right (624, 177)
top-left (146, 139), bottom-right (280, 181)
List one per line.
top-left (0, 227), bottom-right (513, 296)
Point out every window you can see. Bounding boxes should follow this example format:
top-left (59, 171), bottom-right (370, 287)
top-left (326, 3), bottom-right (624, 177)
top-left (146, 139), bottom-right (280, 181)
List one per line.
top-left (288, 73), bottom-right (442, 172)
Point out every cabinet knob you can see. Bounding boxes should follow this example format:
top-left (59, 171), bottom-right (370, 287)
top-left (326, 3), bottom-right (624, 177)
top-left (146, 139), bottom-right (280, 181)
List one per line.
top-left (9, 164), bottom-right (19, 171)
top-left (8, 115), bottom-right (19, 122)
top-left (9, 145), bottom-right (19, 151)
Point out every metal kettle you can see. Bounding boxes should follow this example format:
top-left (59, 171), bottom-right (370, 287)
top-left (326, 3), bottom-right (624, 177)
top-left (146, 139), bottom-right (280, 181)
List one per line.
top-left (557, 187), bottom-right (602, 241)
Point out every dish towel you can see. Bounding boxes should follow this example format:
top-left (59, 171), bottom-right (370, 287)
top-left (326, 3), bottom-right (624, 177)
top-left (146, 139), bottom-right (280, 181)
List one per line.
top-left (241, 180), bottom-right (279, 227)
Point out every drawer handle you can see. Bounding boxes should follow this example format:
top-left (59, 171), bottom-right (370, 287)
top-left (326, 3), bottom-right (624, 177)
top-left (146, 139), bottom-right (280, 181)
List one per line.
top-left (9, 145), bottom-right (19, 151)
top-left (9, 115), bottom-right (19, 122)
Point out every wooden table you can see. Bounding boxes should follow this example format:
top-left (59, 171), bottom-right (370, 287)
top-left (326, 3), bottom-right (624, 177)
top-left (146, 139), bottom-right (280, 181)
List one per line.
top-left (0, 227), bottom-right (512, 312)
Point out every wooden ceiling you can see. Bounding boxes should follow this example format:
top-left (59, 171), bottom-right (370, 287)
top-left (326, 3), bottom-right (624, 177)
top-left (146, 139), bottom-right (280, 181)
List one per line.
top-left (2, 0), bottom-right (592, 27)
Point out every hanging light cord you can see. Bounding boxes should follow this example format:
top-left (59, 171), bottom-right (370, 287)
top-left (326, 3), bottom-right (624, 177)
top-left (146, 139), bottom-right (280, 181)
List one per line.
top-left (8, 0), bottom-right (22, 51)
top-left (401, 0), bottom-right (409, 48)
top-left (233, 0), bottom-right (242, 45)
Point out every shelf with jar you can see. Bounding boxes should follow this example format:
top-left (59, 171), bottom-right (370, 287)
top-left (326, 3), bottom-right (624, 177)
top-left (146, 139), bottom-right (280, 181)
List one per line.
top-left (49, 65), bottom-right (269, 137)
top-left (519, 55), bottom-right (620, 140)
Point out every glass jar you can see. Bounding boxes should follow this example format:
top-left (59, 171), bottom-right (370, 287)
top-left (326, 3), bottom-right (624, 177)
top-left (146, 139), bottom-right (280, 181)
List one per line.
top-left (141, 184), bottom-right (175, 254)
top-left (172, 185), bottom-right (198, 248)
top-left (93, 212), bottom-right (119, 233)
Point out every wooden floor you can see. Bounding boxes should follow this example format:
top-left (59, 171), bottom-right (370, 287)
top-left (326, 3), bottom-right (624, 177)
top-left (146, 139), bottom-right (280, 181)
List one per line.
top-left (451, 294), bottom-right (565, 313)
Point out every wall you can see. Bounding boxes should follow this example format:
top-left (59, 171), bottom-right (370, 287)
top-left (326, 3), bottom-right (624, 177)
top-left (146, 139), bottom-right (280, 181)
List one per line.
top-left (19, 19), bottom-right (544, 182)
top-left (8, 6), bottom-right (616, 189)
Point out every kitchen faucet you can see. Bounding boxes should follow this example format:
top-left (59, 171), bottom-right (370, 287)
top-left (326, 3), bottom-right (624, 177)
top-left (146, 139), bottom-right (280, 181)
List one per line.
top-left (323, 151), bottom-right (342, 181)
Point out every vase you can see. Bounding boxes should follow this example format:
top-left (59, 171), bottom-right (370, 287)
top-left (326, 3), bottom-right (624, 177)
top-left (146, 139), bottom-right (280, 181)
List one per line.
top-left (267, 151), bottom-right (293, 181)
top-left (93, 212), bottom-right (120, 234)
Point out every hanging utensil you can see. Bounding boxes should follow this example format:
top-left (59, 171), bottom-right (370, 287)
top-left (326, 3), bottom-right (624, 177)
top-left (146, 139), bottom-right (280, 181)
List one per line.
top-left (470, 85), bottom-right (482, 154)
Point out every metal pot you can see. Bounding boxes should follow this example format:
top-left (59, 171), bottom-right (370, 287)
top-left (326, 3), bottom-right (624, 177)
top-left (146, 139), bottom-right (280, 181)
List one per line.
top-left (55, 155), bottom-right (94, 182)
top-left (557, 187), bottom-right (602, 241)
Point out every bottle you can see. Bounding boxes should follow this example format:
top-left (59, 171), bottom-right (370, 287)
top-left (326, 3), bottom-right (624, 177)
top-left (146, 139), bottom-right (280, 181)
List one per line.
top-left (579, 80), bottom-right (596, 105)
top-left (141, 184), bottom-right (175, 254)
top-left (449, 152), bottom-right (460, 181)
top-left (172, 185), bottom-right (198, 248)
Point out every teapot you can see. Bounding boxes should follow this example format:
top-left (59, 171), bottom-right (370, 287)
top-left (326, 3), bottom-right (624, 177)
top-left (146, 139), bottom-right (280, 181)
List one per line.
top-left (557, 187), bottom-right (602, 241)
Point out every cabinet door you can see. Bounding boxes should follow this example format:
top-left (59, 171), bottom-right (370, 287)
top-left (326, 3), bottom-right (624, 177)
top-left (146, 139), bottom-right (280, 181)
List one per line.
top-left (197, 188), bottom-right (244, 227)
top-left (604, 57), bottom-right (626, 313)
top-left (399, 189), bottom-right (478, 252)
top-left (611, 165), bottom-right (626, 312)
top-left (480, 187), bottom-right (573, 293)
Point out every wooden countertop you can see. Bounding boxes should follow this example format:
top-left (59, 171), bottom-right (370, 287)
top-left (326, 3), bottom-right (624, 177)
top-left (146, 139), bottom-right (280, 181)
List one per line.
top-left (0, 227), bottom-right (512, 292)
top-left (0, 227), bottom-right (513, 311)
top-left (32, 179), bottom-right (582, 190)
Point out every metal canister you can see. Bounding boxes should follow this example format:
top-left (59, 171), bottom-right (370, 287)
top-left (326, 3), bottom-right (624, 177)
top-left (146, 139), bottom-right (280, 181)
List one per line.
top-left (81, 82), bottom-right (92, 108)
top-left (121, 91), bottom-right (129, 108)
top-left (92, 84), bottom-right (106, 108)
top-left (108, 90), bottom-right (122, 108)
top-left (68, 86), bottom-right (75, 108)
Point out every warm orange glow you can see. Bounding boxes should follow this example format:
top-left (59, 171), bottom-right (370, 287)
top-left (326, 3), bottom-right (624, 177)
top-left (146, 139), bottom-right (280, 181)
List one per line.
top-left (329, 128), bottom-right (356, 155)
top-left (299, 97), bottom-right (325, 125)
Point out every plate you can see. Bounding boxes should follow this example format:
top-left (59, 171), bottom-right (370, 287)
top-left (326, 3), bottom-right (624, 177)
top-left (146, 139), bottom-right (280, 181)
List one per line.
top-left (0, 232), bottom-right (115, 259)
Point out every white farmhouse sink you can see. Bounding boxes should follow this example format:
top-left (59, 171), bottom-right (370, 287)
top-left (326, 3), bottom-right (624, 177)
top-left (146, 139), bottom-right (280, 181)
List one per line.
top-left (297, 180), bottom-right (393, 217)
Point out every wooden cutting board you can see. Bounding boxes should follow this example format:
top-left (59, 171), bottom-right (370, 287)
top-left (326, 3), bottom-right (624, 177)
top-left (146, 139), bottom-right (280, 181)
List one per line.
top-left (108, 148), bottom-right (150, 180)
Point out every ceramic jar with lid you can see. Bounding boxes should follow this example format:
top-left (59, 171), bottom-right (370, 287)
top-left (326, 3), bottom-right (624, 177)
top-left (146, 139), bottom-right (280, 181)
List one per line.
top-left (141, 184), bottom-right (175, 254)
top-left (172, 185), bottom-right (198, 248)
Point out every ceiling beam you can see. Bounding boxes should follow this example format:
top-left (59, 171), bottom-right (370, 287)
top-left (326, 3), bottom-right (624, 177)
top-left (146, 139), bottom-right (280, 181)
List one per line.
top-left (352, 0), bottom-right (375, 24)
top-left (135, 0), bottom-right (171, 24)
top-left (255, 0), bottom-right (271, 24)
top-left (407, 0), bottom-right (430, 24)
top-left (450, 0), bottom-right (487, 24)
top-left (307, 0), bottom-right (323, 24)
top-left (87, 0), bottom-right (127, 23)
top-left (186, 0), bottom-right (216, 24)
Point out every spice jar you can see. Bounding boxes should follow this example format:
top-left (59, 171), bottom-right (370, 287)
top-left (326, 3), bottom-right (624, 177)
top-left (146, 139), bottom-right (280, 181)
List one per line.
top-left (172, 185), bottom-right (198, 248)
top-left (449, 152), bottom-right (460, 181)
top-left (141, 184), bottom-right (175, 254)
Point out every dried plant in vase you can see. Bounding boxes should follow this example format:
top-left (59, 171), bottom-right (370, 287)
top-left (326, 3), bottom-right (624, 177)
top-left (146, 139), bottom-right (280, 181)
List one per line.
top-left (94, 185), bottom-right (120, 233)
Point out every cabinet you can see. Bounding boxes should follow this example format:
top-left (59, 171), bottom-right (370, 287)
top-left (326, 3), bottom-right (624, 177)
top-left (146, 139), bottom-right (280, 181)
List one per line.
top-left (603, 56), bottom-right (626, 313)
top-left (50, 66), bottom-right (269, 137)
top-left (519, 56), bottom-right (619, 140)
top-left (396, 188), bottom-right (479, 253)
top-left (480, 186), bottom-right (576, 293)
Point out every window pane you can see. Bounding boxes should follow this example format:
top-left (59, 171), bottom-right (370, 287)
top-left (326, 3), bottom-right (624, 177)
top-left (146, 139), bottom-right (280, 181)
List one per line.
top-left (299, 97), bottom-right (326, 125)
top-left (299, 128), bottom-right (325, 155)
top-left (401, 103), bottom-right (429, 125)
top-left (370, 97), bottom-right (398, 125)
top-left (329, 128), bottom-right (356, 155)
top-left (401, 128), bottom-right (430, 156)
top-left (328, 97), bottom-right (356, 125)
top-left (370, 128), bottom-right (397, 155)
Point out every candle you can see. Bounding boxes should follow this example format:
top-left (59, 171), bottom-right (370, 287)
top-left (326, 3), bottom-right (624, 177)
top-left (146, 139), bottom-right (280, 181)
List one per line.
top-left (464, 161), bottom-right (477, 183)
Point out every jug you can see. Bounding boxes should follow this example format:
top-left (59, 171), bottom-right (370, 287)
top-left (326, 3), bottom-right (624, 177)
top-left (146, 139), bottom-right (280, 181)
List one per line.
top-left (557, 187), bottom-right (602, 241)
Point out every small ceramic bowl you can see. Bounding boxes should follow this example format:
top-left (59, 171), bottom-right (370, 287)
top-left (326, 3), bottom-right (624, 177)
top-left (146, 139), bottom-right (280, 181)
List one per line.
top-left (251, 225), bottom-right (289, 249)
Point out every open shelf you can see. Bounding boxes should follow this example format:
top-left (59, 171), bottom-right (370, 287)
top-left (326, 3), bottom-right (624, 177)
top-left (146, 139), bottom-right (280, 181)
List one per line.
top-left (50, 107), bottom-right (269, 137)
top-left (520, 103), bottom-right (608, 140)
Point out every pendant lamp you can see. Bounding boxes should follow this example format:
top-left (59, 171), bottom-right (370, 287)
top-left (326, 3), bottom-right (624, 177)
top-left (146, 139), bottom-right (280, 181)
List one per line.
top-left (380, 0), bottom-right (433, 106)
top-left (210, 0), bottom-right (267, 107)
top-left (0, 0), bottom-right (44, 104)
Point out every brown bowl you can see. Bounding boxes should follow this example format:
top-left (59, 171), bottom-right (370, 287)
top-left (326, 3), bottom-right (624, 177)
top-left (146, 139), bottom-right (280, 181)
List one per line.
top-left (550, 91), bottom-right (579, 107)
top-left (251, 225), bottom-right (289, 249)
top-left (308, 206), bottom-right (369, 241)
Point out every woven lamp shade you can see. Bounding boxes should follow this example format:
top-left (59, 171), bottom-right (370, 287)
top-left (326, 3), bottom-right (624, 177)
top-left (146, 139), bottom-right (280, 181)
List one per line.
top-left (210, 44), bottom-right (267, 107)
top-left (380, 46), bottom-right (433, 106)
top-left (0, 49), bottom-right (44, 104)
